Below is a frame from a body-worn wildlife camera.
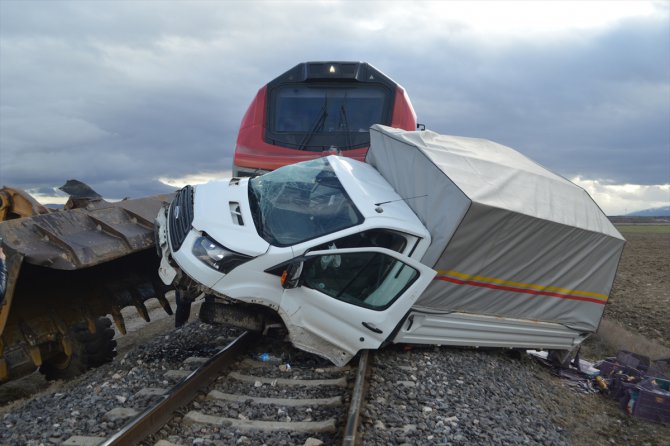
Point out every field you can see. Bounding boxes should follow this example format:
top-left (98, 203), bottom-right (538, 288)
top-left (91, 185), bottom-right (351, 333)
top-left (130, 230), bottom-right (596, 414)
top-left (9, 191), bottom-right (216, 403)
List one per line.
top-left (613, 225), bottom-right (670, 234)
top-left (597, 224), bottom-right (670, 353)
top-left (540, 223), bottom-right (670, 446)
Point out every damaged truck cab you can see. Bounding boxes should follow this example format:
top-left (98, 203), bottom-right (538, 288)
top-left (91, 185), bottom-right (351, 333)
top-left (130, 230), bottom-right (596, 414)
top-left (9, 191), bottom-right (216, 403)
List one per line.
top-left (156, 155), bottom-right (436, 365)
top-left (156, 125), bottom-right (625, 366)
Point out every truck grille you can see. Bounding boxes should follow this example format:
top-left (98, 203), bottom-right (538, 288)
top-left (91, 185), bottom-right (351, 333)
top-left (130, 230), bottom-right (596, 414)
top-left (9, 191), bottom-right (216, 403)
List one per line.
top-left (168, 185), bottom-right (194, 251)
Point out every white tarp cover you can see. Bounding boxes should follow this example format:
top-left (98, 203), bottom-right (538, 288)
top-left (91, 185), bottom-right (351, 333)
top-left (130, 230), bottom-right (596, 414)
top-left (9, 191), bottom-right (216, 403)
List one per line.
top-left (366, 125), bottom-right (625, 332)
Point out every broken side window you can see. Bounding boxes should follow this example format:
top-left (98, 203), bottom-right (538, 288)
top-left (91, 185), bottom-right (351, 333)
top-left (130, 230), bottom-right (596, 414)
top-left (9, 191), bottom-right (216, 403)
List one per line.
top-left (301, 251), bottom-right (419, 310)
top-left (311, 229), bottom-right (408, 253)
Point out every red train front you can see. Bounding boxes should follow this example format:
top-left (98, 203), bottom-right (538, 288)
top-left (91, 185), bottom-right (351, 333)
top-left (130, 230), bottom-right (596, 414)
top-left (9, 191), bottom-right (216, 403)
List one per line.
top-left (233, 61), bottom-right (417, 176)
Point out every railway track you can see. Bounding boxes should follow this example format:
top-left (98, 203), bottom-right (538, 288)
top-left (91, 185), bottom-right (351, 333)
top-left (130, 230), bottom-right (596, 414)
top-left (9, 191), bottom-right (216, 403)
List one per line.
top-left (62, 331), bottom-right (370, 446)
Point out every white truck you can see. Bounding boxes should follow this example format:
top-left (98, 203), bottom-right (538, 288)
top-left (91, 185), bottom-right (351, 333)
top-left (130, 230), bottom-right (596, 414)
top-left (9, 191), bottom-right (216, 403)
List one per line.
top-left (155, 125), bottom-right (625, 366)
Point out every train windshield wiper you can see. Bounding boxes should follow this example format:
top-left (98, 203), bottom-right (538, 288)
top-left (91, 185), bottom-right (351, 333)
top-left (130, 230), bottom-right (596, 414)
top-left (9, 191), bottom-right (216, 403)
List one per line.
top-left (298, 103), bottom-right (327, 151)
top-left (340, 105), bottom-right (352, 149)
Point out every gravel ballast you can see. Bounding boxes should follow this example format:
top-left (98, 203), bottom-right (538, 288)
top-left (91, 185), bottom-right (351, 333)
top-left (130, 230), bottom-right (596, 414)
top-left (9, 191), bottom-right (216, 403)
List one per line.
top-left (361, 345), bottom-right (569, 446)
top-left (2, 318), bottom-right (664, 446)
top-left (0, 321), bottom-right (242, 446)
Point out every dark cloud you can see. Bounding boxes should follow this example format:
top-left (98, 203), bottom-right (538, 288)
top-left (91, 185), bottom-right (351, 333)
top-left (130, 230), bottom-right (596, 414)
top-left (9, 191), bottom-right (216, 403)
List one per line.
top-left (386, 17), bottom-right (670, 185)
top-left (0, 1), bottom-right (668, 202)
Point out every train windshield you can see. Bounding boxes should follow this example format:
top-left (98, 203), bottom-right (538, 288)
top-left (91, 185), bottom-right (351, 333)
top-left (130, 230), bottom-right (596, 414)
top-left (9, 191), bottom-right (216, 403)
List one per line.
top-left (267, 84), bottom-right (392, 151)
top-left (248, 158), bottom-right (364, 247)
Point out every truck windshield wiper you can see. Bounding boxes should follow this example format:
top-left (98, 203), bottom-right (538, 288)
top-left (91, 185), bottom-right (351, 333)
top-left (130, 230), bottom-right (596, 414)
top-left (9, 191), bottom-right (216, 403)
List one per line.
top-left (298, 104), bottom-right (327, 151)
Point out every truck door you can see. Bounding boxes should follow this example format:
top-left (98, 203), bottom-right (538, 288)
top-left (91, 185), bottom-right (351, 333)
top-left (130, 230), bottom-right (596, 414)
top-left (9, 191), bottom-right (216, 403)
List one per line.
top-left (279, 247), bottom-right (436, 366)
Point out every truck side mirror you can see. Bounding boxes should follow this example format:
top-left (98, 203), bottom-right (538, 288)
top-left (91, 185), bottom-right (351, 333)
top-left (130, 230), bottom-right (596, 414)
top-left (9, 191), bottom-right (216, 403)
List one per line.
top-left (281, 261), bottom-right (304, 289)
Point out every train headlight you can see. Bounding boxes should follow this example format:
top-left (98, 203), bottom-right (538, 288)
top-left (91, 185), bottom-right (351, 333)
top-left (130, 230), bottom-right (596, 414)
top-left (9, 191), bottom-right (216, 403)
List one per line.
top-left (192, 235), bottom-right (251, 273)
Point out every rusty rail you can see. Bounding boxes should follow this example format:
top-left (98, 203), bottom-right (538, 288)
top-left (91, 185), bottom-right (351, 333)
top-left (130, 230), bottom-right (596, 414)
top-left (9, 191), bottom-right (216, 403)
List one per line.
top-left (342, 349), bottom-right (370, 446)
top-left (100, 331), bottom-right (255, 446)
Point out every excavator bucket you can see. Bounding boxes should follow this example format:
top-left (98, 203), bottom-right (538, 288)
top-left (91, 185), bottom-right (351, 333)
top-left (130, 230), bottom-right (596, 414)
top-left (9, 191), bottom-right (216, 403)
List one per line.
top-left (0, 183), bottom-right (175, 383)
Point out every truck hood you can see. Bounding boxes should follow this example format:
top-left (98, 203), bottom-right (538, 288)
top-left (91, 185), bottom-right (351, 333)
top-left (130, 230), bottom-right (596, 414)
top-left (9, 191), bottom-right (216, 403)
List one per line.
top-left (191, 178), bottom-right (270, 257)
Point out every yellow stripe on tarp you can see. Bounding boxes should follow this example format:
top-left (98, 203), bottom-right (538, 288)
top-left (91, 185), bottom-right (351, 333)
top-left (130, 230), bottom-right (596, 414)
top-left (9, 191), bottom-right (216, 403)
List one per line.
top-left (436, 269), bottom-right (609, 302)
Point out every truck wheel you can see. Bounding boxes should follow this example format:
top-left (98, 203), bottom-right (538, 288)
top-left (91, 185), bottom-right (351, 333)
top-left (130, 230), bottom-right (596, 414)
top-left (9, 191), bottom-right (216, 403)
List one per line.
top-left (39, 317), bottom-right (117, 380)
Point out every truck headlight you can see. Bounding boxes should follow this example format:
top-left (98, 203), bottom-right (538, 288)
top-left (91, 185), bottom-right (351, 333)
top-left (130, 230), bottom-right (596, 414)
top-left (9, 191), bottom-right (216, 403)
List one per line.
top-left (192, 235), bottom-right (252, 273)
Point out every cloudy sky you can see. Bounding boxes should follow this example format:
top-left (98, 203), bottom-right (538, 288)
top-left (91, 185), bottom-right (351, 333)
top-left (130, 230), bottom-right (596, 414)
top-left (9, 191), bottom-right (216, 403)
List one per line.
top-left (1, 0), bottom-right (668, 215)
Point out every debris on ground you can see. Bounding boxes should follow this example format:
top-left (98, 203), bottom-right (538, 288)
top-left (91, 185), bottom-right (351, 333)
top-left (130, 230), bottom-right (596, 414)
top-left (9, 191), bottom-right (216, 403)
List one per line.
top-left (258, 353), bottom-right (282, 363)
top-left (594, 350), bottom-right (669, 425)
top-left (529, 349), bottom-right (670, 425)
top-left (527, 350), bottom-right (600, 393)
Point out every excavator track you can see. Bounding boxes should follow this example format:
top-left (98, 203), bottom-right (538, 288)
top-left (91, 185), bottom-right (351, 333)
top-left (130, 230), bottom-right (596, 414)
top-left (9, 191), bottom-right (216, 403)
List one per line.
top-left (0, 185), bottom-right (175, 383)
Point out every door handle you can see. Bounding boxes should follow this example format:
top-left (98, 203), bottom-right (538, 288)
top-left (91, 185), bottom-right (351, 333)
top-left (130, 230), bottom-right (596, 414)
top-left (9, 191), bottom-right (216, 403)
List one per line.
top-left (362, 322), bottom-right (382, 334)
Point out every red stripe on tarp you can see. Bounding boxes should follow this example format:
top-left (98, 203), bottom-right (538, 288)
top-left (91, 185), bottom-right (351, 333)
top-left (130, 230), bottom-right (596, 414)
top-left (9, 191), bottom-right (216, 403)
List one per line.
top-left (435, 275), bottom-right (607, 305)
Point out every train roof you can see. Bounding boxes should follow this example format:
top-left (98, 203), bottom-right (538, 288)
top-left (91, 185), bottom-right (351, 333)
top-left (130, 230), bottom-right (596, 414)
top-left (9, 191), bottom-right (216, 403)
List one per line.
top-left (267, 61), bottom-right (400, 87)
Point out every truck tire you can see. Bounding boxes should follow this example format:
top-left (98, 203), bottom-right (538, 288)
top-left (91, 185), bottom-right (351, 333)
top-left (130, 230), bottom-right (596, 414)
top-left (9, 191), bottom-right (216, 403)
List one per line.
top-left (39, 317), bottom-right (117, 380)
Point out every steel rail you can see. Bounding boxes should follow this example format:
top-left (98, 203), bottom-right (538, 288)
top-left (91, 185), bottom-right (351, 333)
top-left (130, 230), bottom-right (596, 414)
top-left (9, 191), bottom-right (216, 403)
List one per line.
top-left (342, 349), bottom-right (370, 446)
top-left (100, 330), bottom-right (255, 446)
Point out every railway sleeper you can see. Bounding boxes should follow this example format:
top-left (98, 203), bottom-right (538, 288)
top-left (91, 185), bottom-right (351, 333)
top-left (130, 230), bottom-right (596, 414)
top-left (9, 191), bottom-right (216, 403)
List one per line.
top-left (183, 411), bottom-right (337, 433)
top-left (207, 389), bottom-right (342, 407)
